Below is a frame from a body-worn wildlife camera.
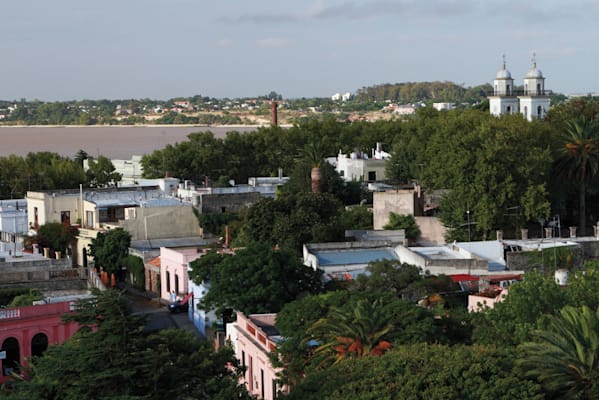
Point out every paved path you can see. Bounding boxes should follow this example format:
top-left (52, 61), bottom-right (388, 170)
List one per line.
top-left (126, 290), bottom-right (205, 341)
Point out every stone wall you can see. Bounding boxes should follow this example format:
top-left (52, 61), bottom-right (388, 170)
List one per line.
top-left (199, 192), bottom-right (261, 214)
top-left (0, 258), bottom-right (88, 289)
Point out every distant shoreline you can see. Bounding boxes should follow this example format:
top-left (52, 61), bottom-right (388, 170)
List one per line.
top-left (0, 123), bottom-right (293, 128)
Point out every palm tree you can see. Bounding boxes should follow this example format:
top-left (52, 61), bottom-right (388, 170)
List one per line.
top-left (519, 305), bottom-right (599, 399)
top-left (301, 141), bottom-right (324, 193)
top-left (555, 118), bottom-right (599, 235)
top-left (307, 299), bottom-right (393, 368)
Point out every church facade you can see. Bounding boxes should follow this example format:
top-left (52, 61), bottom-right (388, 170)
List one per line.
top-left (488, 56), bottom-right (551, 121)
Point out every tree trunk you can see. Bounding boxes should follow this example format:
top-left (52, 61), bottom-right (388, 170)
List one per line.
top-left (311, 167), bottom-right (322, 193)
top-left (579, 182), bottom-right (587, 235)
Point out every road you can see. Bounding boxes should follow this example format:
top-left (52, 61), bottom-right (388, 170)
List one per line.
top-left (126, 291), bottom-right (205, 340)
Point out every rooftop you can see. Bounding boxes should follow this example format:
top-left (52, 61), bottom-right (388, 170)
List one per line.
top-left (315, 248), bottom-right (399, 266)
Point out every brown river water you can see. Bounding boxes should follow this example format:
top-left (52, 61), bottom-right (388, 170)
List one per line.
top-left (0, 125), bottom-right (258, 159)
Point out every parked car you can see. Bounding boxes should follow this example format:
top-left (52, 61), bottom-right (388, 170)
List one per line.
top-left (168, 300), bottom-right (189, 313)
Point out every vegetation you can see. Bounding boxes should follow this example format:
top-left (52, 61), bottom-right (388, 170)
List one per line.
top-left (519, 305), bottom-right (599, 399)
top-left (6, 95), bottom-right (599, 399)
top-left (88, 228), bottom-right (131, 276)
top-left (2, 290), bottom-right (251, 400)
top-left (35, 222), bottom-right (77, 256)
top-left (188, 242), bottom-right (323, 315)
top-left (284, 343), bottom-right (543, 400)
top-left (0, 151), bottom-right (119, 199)
top-left (383, 212), bottom-right (420, 240)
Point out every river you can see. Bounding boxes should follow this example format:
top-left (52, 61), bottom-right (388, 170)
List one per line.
top-left (0, 125), bottom-right (259, 159)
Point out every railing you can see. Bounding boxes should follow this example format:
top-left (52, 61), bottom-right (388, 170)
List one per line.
top-left (488, 89), bottom-right (552, 97)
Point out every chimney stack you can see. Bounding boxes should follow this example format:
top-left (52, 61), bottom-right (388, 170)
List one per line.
top-left (271, 101), bottom-right (278, 126)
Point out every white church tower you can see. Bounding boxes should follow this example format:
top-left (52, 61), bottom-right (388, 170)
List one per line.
top-left (518, 54), bottom-right (550, 121)
top-left (489, 56), bottom-right (519, 116)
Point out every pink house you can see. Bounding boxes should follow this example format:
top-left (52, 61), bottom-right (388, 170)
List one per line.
top-left (160, 247), bottom-right (203, 303)
top-left (0, 302), bottom-right (80, 383)
top-left (467, 273), bottom-right (522, 312)
top-left (468, 288), bottom-right (509, 312)
top-left (228, 312), bottom-right (287, 400)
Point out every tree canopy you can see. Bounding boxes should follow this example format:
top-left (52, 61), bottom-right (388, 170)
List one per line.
top-left (88, 228), bottom-right (131, 276)
top-left (284, 343), bottom-right (543, 400)
top-left (188, 242), bottom-right (323, 315)
top-left (3, 289), bottom-right (251, 400)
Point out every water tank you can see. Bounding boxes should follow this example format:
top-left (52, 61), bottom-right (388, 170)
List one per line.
top-left (555, 269), bottom-right (569, 286)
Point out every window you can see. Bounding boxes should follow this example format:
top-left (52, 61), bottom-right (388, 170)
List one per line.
top-left (31, 333), bottom-right (48, 358)
top-left (506, 84), bottom-right (510, 95)
top-left (537, 105), bottom-right (542, 119)
top-left (506, 105), bottom-right (511, 114)
top-left (61, 211), bottom-right (71, 226)
top-left (2, 337), bottom-right (20, 376)
top-left (34, 207), bottom-right (39, 229)
top-left (261, 369), bottom-right (265, 399)
top-left (249, 356), bottom-right (253, 391)
top-left (368, 171), bottom-right (376, 181)
top-left (175, 274), bottom-right (179, 294)
top-left (166, 271), bottom-right (171, 292)
top-left (86, 211), bottom-right (94, 228)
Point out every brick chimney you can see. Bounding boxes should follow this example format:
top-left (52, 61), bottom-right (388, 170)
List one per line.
top-left (271, 101), bottom-right (278, 126)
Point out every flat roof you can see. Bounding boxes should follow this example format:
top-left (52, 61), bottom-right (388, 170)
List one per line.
top-left (410, 246), bottom-right (464, 260)
top-left (315, 248), bottom-right (399, 266)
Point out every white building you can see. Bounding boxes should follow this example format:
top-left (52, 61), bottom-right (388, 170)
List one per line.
top-left (489, 55), bottom-right (550, 121)
top-left (0, 199), bottom-right (28, 255)
top-left (433, 103), bottom-right (456, 111)
top-left (329, 143), bottom-right (391, 183)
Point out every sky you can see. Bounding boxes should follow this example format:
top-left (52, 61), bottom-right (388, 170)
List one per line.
top-left (1, 0), bottom-right (598, 101)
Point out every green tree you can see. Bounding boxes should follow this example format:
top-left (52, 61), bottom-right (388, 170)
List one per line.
top-left (554, 117), bottom-right (599, 235)
top-left (188, 242), bottom-right (323, 315)
top-left (472, 272), bottom-right (568, 346)
top-left (273, 291), bottom-right (440, 386)
top-left (5, 289), bottom-right (251, 400)
top-left (388, 110), bottom-right (552, 240)
top-left (285, 343), bottom-right (543, 400)
top-left (35, 222), bottom-right (77, 255)
top-left (88, 228), bottom-right (131, 276)
top-left (519, 305), bottom-right (599, 399)
top-left (239, 192), bottom-right (345, 252)
top-left (301, 141), bottom-right (325, 193)
top-left (73, 149), bottom-right (88, 167)
top-left (86, 155), bottom-right (122, 187)
top-left (383, 212), bottom-right (420, 241)
top-left (339, 205), bottom-right (373, 230)
top-left (308, 299), bottom-right (393, 367)
top-left (349, 260), bottom-right (422, 298)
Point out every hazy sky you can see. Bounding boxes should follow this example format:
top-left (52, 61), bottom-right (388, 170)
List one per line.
top-left (1, 0), bottom-right (597, 101)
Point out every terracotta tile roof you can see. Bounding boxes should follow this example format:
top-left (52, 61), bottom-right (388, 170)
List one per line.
top-left (147, 257), bottom-right (161, 267)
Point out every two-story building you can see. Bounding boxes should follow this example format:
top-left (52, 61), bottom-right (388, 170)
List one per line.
top-left (227, 312), bottom-right (287, 400)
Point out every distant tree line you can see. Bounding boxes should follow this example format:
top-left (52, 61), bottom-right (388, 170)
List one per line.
top-left (0, 151), bottom-right (120, 199)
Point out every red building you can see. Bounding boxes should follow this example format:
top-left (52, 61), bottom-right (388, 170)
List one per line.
top-left (0, 302), bottom-right (80, 383)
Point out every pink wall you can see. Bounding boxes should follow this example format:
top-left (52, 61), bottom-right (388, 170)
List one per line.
top-left (160, 247), bottom-right (205, 302)
top-left (233, 312), bottom-right (287, 400)
top-left (468, 288), bottom-right (509, 312)
top-left (0, 302), bottom-right (80, 383)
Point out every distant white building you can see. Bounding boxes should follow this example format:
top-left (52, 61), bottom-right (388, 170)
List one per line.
top-left (488, 54), bottom-right (551, 121)
top-left (393, 104), bottom-right (417, 115)
top-left (331, 92), bottom-right (352, 102)
top-left (0, 199), bottom-right (28, 255)
top-left (433, 103), bottom-right (456, 111)
top-left (328, 143), bottom-right (391, 183)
